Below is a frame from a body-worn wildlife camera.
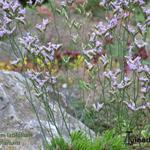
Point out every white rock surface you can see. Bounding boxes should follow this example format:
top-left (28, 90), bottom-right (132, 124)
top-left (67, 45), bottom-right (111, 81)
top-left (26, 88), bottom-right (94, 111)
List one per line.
top-left (0, 71), bottom-right (94, 150)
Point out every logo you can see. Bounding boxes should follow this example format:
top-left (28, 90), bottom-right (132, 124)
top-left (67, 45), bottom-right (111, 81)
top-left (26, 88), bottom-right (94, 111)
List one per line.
top-left (125, 131), bottom-right (150, 145)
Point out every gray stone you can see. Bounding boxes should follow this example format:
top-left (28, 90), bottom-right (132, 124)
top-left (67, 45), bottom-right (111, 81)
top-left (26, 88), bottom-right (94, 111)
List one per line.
top-left (0, 70), bottom-right (94, 150)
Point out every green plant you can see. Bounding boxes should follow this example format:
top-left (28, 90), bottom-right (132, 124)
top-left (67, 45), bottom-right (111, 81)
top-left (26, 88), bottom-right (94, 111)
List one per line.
top-left (47, 130), bottom-right (130, 150)
top-left (46, 136), bottom-right (69, 150)
top-left (85, 0), bottom-right (105, 17)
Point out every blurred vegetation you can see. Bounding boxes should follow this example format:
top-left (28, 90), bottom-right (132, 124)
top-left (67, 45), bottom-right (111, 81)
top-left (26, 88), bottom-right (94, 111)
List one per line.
top-left (47, 130), bottom-right (129, 150)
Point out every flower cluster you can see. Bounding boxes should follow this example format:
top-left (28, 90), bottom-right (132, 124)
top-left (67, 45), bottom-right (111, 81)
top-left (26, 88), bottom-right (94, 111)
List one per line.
top-left (0, 0), bottom-right (26, 20)
top-left (19, 33), bottom-right (62, 63)
top-left (102, 69), bottom-right (133, 91)
top-left (27, 70), bottom-right (57, 88)
top-left (0, 0), bottom-right (26, 37)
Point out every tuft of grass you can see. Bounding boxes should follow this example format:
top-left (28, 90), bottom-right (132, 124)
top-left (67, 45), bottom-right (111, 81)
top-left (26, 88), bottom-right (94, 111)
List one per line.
top-left (47, 130), bottom-right (130, 150)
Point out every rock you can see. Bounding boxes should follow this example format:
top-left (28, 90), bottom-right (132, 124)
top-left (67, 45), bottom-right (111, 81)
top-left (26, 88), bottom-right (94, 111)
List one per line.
top-left (0, 41), bottom-right (14, 61)
top-left (0, 70), bottom-right (94, 150)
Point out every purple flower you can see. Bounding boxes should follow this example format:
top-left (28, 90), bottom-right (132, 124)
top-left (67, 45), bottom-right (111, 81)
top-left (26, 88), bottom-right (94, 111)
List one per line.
top-left (142, 65), bottom-right (150, 74)
top-left (3, 14), bottom-right (12, 24)
top-left (83, 49), bottom-right (96, 60)
top-left (19, 32), bottom-right (62, 63)
top-left (0, 0), bottom-right (26, 24)
top-left (84, 59), bottom-right (93, 70)
top-left (139, 77), bottom-right (149, 82)
top-left (123, 101), bottom-right (150, 111)
top-left (141, 87), bottom-right (147, 93)
top-left (117, 76), bottom-right (132, 90)
top-left (0, 30), bottom-right (5, 37)
top-left (18, 8), bottom-right (26, 15)
top-left (1, 1), bottom-right (9, 10)
top-left (142, 7), bottom-right (150, 16)
top-left (0, 25), bottom-right (16, 37)
top-left (10, 58), bottom-right (21, 65)
top-left (103, 70), bottom-right (118, 82)
top-left (123, 11), bottom-right (130, 19)
top-left (124, 24), bottom-right (137, 35)
top-left (95, 41), bottom-right (103, 48)
top-left (89, 32), bottom-right (96, 42)
top-left (137, 23), bottom-right (146, 34)
top-left (137, 0), bottom-right (145, 6)
top-left (11, 1), bottom-right (20, 13)
top-left (126, 56), bottom-right (142, 71)
top-left (27, 71), bottom-right (57, 88)
top-left (36, 18), bottom-right (49, 32)
top-left (134, 38), bottom-right (147, 49)
top-left (99, 0), bottom-right (106, 6)
top-left (108, 17), bottom-right (118, 29)
top-left (96, 21), bottom-right (108, 35)
top-left (145, 16), bottom-right (150, 26)
top-left (123, 101), bottom-right (136, 111)
top-left (19, 33), bottom-right (39, 50)
top-left (93, 102), bottom-right (104, 112)
top-left (100, 54), bottom-right (109, 67)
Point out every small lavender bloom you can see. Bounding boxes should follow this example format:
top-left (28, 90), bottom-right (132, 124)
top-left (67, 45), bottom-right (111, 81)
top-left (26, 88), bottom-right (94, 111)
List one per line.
top-left (126, 56), bottom-right (142, 71)
top-left (136, 103), bottom-right (150, 110)
top-left (123, 101), bottom-right (136, 111)
top-left (83, 49), bottom-right (96, 60)
top-left (123, 11), bottom-right (130, 19)
top-left (49, 76), bottom-right (57, 84)
top-left (19, 33), bottom-right (40, 50)
top-left (0, 25), bottom-right (16, 37)
top-left (93, 102), bottom-right (104, 112)
top-left (34, 0), bottom-right (43, 5)
top-left (137, 0), bottom-right (145, 6)
top-left (36, 18), bottom-right (49, 32)
top-left (108, 17), bottom-right (118, 29)
top-left (134, 38), bottom-right (147, 48)
top-left (124, 24), bottom-right (136, 35)
top-left (1, 1), bottom-right (9, 10)
top-left (3, 14), bottom-right (12, 24)
top-left (11, 0), bottom-right (20, 13)
top-left (100, 54), bottom-right (109, 67)
top-left (97, 47), bottom-right (103, 53)
top-left (117, 77), bottom-right (132, 90)
top-left (27, 71), bottom-right (57, 88)
top-left (142, 65), bottom-right (150, 74)
top-left (10, 58), bottom-right (21, 65)
top-left (18, 8), bottom-right (26, 15)
top-left (96, 22), bottom-right (108, 35)
top-left (142, 7), bottom-right (150, 16)
top-left (60, 1), bottom-right (67, 7)
top-left (145, 16), bottom-right (150, 26)
top-left (1, 0), bottom-right (26, 23)
top-left (137, 23), bottom-right (146, 34)
top-left (95, 40), bottom-right (103, 53)
top-left (95, 41), bottom-right (103, 48)
top-left (0, 30), bottom-right (5, 37)
top-left (139, 77), bottom-right (149, 82)
top-left (103, 70), bottom-right (117, 82)
top-left (84, 59), bottom-right (93, 70)
top-left (141, 87), bottom-right (147, 93)
top-left (41, 50), bottom-right (54, 62)
top-left (89, 32), bottom-right (96, 42)
top-left (27, 0), bottom-right (33, 5)
top-left (124, 101), bottom-right (150, 111)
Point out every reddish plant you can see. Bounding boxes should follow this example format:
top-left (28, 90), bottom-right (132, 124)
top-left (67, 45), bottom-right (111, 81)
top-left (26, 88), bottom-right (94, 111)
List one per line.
top-left (36, 6), bottom-right (52, 17)
top-left (135, 47), bottom-right (149, 60)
